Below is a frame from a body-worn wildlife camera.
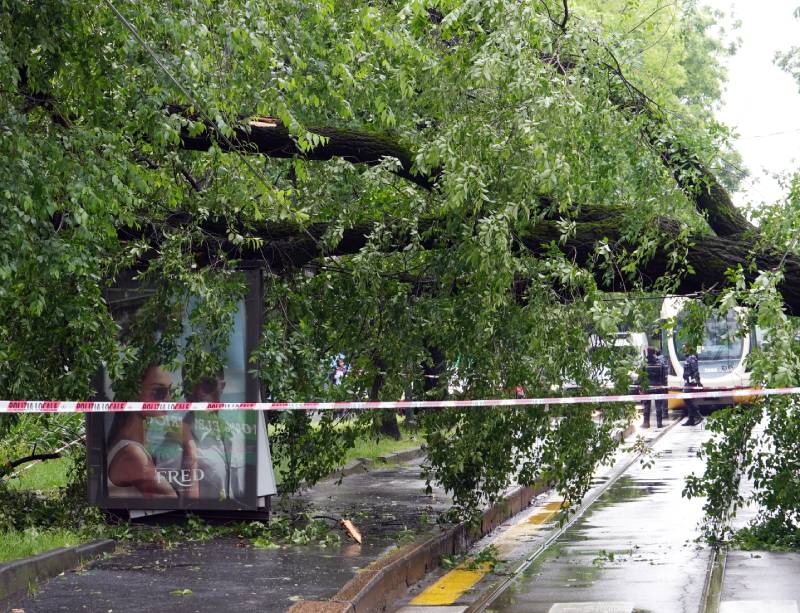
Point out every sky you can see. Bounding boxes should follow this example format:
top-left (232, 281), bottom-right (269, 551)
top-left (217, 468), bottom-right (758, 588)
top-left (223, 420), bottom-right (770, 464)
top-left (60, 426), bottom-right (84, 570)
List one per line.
top-left (703, 0), bottom-right (800, 207)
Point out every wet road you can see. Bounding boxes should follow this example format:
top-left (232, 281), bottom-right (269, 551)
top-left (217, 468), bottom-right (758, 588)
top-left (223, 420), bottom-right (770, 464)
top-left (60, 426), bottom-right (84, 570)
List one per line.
top-left (488, 424), bottom-right (711, 613)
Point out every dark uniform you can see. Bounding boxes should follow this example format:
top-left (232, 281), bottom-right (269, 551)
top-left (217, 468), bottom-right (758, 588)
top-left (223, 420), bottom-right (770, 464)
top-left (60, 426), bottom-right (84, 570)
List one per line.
top-left (643, 350), bottom-right (667, 428)
top-left (682, 351), bottom-right (703, 426)
top-left (657, 353), bottom-right (669, 421)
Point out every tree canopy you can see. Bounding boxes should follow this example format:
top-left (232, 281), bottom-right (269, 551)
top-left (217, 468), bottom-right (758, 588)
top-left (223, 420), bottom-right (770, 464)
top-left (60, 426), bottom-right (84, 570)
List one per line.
top-left (3, 0), bottom-right (800, 522)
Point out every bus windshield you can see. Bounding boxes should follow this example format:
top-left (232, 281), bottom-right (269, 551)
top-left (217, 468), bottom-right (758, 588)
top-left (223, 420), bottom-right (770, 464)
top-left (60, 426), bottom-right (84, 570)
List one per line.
top-left (674, 310), bottom-right (743, 376)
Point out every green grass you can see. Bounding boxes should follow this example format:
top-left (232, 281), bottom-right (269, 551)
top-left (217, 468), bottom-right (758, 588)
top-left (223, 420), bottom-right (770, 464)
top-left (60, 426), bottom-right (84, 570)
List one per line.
top-left (344, 431), bottom-right (421, 465)
top-left (6, 457), bottom-right (71, 492)
top-left (0, 427), bottom-right (423, 563)
top-left (268, 427), bottom-right (421, 485)
top-left (4, 425), bottom-right (421, 493)
top-left (0, 528), bottom-right (84, 563)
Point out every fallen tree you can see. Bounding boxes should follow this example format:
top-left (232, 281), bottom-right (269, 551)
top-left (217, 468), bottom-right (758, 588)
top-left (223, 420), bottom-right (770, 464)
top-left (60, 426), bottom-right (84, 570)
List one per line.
top-left (3, 0), bottom-right (797, 523)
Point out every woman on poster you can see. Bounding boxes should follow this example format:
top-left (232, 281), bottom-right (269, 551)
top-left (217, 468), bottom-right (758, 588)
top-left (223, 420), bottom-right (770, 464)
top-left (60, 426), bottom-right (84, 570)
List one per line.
top-left (106, 365), bottom-right (199, 499)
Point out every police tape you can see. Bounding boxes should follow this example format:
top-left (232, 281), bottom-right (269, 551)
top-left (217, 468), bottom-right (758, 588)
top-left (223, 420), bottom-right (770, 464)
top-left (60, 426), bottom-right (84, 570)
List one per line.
top-left (1, 386), bottom-right (800, 413)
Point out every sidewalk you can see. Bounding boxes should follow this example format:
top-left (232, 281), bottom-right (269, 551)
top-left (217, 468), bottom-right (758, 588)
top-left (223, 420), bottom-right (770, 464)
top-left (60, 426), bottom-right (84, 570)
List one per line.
top-left (394, 415), bottom-right (687, 612)
top-left (11, 459), bottom-right (451, 613)
top-left (719, 551), bottom-right (800, 612)
top-left (715, 418), bottom-right (800, 613)
top-left (9, 419), bottom-right (637, 613)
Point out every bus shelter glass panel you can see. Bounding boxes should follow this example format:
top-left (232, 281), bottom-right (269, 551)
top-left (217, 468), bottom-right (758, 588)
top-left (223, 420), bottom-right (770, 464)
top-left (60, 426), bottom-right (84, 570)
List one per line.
top-left (87, 297), bottom-right (262, 511)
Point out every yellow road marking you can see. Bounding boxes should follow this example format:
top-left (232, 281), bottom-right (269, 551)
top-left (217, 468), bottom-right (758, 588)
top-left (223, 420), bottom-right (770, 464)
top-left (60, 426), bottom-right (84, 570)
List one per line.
top-left (410, 499), bottom-right (564, 606)
top-left (410, 562), bottom-right (492, 605)
top-left (527, 501), bottom-right (563, 525)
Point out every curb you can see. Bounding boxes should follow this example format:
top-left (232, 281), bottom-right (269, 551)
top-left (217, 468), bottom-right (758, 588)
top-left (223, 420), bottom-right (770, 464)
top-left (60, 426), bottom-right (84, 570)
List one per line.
top-left (289, 418), bottom-right (638, 613)
top-left (334, 446), bottom-right (426, 480)
top-left (289, 482), bottom-right (548, 613)
top-left (464, 416), bottom-right (677, 612)
top-left (0, 539), bottom-right (116, 608)
top-left (700, 546), bottom-right (726, 613)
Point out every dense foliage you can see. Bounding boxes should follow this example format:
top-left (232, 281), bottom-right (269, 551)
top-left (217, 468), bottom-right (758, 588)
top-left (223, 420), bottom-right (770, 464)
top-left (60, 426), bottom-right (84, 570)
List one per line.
top-left (4, 0), bottom-right (796, 528)
top-left (686, 178), bottom-right (800, 545)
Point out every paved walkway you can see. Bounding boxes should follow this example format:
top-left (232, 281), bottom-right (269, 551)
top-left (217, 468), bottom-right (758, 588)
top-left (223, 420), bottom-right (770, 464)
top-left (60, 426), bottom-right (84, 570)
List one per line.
top-left (717, 417), bottom-right (800, 613)
top-left (399, 416), bottom-right (712, 613)
top-left (487, 426), bottom-right (711, 613)
top-left (719, 551), bottom-right (800, 613)
top-left (13, 459), bottom-right (450, 613)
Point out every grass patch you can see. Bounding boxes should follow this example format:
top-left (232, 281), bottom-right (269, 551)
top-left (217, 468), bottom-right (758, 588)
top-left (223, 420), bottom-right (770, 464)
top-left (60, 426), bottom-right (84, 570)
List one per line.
top-left (269, 427), bottom-right (421, 486)
top-left (6, 457), bottom-right (71, 492)
top-left (4, 424), bottom-right (421, 492)
top-left (344, 431), bottom-right (420, 465)
top-left (0, 528), bottom-right (84, 563)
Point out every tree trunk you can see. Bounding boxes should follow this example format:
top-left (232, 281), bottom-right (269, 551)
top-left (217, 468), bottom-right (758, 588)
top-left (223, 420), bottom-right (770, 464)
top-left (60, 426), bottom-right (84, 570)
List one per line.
top-left (369, 356), bottom-right (401, 440)
top-left (120, 202), bottom-right (800, 314)
top-left (171, 111), bottom-right (796, 313)
top-left (379, 411), bottom-right (402, 440)
top-left (422, 345), bottom-right (446, 397)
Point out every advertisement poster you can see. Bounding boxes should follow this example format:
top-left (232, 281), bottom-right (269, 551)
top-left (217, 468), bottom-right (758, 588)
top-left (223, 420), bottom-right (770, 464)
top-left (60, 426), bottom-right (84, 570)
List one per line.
top-left (87, 279), bottom-right (272, 511)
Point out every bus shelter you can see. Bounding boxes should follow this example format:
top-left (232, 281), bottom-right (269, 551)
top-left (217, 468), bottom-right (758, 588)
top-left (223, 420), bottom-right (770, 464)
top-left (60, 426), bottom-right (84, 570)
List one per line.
top-left (85, 269), bottom-right (276, 517)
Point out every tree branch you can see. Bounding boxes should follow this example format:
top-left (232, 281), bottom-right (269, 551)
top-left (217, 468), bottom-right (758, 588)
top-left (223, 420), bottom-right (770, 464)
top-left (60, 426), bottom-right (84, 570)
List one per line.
top-left (4, 452), bottom-right (61, 472)
top-left (598, 53), bottom-right (754, 237)
top-left (179, 118), bottom-right (437, 191)
top-left (127, 204), bottom-right (800, 315)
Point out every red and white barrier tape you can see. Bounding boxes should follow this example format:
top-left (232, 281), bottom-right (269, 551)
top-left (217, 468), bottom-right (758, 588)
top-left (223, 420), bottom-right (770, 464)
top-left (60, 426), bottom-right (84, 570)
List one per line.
top-left (0, 386), bottom-right (797, 413)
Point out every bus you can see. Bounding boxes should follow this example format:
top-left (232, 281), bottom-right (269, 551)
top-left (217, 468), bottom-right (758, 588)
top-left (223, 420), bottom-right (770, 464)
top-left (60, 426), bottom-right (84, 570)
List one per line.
top-left (660, 297), bottom-right (762, 410)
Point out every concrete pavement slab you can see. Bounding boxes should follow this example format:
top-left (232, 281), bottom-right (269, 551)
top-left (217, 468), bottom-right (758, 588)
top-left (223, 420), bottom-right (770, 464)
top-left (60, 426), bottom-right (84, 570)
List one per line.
top-left (719, 601), bottom-right (799, 613)
top-left (485, 426), bottom-right (711, 613)
top-left (398, 417), bottom-right (675, 612)
top-left (721, 551), bottom-right (800, 604)
top-left (718, 419), bottom-right (800, 613)
top-left (548, 604), bottom-right (634, 613)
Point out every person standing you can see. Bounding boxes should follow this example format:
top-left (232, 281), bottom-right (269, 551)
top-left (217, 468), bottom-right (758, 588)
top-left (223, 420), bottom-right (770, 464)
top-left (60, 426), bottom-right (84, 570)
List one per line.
top-left (331, 355), bottom-right (349, 385)
top-left (656, 349), bottom-right (669, 422)
top-left (643, 347), bottom-right (667, 428)
top-left (682, 345), bottom-right (703, 426)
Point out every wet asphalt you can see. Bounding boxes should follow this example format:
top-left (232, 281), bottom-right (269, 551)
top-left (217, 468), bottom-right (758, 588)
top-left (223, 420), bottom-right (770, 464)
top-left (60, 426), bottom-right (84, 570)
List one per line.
top-left (12, 459), bottom-right (450, 613)
top-left (488, 423), bottom-right (712, 613)
top-left (15, 416), bottom-right (786, 613)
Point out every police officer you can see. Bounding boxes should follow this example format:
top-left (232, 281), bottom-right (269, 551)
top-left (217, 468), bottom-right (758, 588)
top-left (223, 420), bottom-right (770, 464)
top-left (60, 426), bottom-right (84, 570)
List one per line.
top-left (682, 344), bottom-right (704, 426)
top-left (643, 347), bottom-right (667, 428)
top-left (656, 349), bottom-right (669, 422)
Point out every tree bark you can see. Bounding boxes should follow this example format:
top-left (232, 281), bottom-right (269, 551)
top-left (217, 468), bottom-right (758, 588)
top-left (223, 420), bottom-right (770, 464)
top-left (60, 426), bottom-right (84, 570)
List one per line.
top-left (284, 208), bottom-right (800, 315)
top-left (179, 119), bottom-right (436, 190)
top-left (657, 145), bottom-right (753, 237)
top-left (121, 202), bottom-right (800, 314)
top-left (596, 61), bottom-right (754, 238)
top-left (368, 355), bottom-right (401, 440)
top-left (168, 108), bottom-right (786, 313)
top-left (2, 452), bottom-right (61, 477)
top-left (520, 209), bottom-right (800, 312)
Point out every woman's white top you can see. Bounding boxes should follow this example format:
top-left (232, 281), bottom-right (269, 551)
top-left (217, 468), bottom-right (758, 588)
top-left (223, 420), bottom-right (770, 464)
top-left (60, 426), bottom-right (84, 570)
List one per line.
top-left (106, 439), bottom-right (152, 498)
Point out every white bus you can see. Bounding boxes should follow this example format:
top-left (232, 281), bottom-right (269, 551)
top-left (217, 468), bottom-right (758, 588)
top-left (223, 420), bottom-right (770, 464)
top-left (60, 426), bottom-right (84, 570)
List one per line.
top-left (660, 297), bottom-right (761, 410)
